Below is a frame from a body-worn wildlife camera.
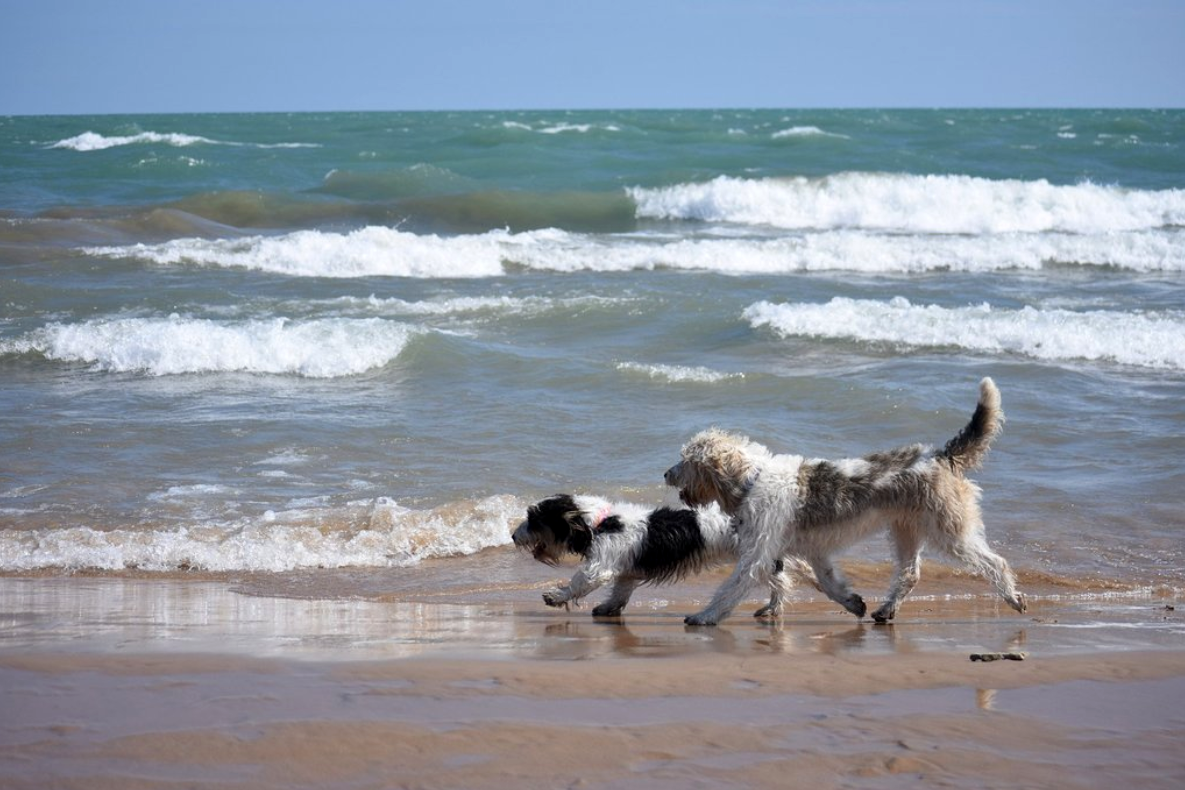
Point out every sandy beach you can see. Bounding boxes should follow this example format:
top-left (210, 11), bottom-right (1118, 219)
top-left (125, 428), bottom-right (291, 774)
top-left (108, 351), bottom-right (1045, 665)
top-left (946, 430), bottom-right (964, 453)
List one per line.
top-left (2, 552), bottom-right (1183, 789)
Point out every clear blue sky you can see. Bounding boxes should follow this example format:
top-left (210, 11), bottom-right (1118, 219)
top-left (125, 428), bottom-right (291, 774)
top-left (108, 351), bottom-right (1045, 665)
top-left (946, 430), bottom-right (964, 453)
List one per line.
top-left (2, 0), bottom-right (1182, 114)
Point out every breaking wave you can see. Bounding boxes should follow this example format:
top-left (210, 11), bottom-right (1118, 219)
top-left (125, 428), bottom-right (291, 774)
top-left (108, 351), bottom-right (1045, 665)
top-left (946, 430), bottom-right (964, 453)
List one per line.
top-left (84, 225), bottom-right (1185, 277)
top-left (49, 130), bottom-right (319, 152)
top-left (2, 316), bottom-right (420, 377)
top-left (630, 173), bottom-right (1185, 233)
top-left (0, 496), bottom-right (520, 572)
top-left (744, 297), bottom-right (1185, 370)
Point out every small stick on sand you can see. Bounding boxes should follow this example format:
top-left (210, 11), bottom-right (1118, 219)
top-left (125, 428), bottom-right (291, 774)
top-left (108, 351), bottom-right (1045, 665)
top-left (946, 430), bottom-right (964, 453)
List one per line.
top-left (970, 652), bottom-right (1028, 662)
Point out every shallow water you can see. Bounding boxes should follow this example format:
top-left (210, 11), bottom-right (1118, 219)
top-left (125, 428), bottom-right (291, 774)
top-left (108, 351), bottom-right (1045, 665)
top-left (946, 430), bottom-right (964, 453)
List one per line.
top-left (1, 110), bottom-right (1183, 593)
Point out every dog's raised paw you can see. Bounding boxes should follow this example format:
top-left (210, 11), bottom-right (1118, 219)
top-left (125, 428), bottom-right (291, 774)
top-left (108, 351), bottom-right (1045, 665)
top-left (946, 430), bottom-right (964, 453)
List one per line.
top-left (542, 591), bottom-right (568, 608)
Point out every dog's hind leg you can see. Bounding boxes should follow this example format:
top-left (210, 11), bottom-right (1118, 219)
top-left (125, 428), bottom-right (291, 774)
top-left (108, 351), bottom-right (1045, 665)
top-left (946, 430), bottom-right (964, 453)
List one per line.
top-left (807, 555), bottom-right (867, 618)
top-left (944, 532), bottom-right (1027, 614)
top-left (754, 559), bottom-right (793, 619)
top-left (592, 577), bottom-right (639, 617)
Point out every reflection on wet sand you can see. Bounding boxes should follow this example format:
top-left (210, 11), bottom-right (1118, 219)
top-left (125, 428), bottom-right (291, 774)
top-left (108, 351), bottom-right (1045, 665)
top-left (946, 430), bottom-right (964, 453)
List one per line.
top-left (2, 576), bottom-right (1180, 661)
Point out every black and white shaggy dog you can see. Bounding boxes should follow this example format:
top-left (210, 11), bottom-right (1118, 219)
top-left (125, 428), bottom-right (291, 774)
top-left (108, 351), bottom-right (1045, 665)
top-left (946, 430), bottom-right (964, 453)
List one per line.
top-left (664, 378), bottom-right (1027, 626)
top-left (512, 494), bottom-right (817, 617)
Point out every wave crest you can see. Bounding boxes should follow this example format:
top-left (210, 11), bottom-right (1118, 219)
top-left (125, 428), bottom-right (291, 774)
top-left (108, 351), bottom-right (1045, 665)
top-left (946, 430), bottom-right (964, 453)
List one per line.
top-left (0, 496), bottom-right (520, 572)
top-left (85, 225), bottom-right (1184, 278)
top-left (3, 316), bottom-right (420, 377)
top-left (630, 173), bottom-right (1185, 233)
top-left (49, 130), bottom-right (319, 152)
top-left (744, 297), bottom-right (1185, 370)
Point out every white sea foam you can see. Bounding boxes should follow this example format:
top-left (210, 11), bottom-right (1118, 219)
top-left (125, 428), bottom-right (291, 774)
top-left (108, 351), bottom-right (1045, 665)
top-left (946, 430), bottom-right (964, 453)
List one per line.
top-left (49, 130), bottom-right (319, 152)
top-left (519, 230), bottom-right (1185, 274)
top-left (323, 293), bottom-right (626, 317)
top-left (616, 362), bottom-right (744, 384)
top-left (501, 121), bottom-right (617, 134)
top-left (744, 297), bottom-right (1185, 370)
top-left (0, 495), bottom-right (520, 572)
top-left (86, 227), bottom-right (512, 278)
top-left (84, 224), bottom-right (1185, 278)
top-left (3, 316), bottom-right (420, 377)
top-left (629, 173), bottom-right (1185, 233)
top-left (771, 126), bottom-right (849, 140)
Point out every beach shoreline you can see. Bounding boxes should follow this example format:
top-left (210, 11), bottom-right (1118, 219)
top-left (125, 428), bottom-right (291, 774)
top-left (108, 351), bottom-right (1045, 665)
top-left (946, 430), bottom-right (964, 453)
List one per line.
top-left (2, 571), bottom-right (1183, 789)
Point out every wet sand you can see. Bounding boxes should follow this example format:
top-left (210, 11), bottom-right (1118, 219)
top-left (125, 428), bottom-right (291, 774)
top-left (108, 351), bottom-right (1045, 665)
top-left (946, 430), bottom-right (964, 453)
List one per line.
top-left (2, 553), bottom-right (1184, 789)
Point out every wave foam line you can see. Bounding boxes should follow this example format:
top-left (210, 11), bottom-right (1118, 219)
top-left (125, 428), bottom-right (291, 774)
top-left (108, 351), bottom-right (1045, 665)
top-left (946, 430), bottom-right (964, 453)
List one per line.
top-left (744, 297), bottom-right (1185, 370)
top-left (630, 173), bottom-right (1185, 233)
top-left (87, 227), bottom-right (516, 278)
top-left (616, 362), bottom-right (744, 384)
top-left (85, 226), bottom-right (1185, 278)
top-left (2, 316), bottom-right (419, 377)
top-left (0, 496), bottom-right (519, 572)
top-left (49, 131), bottom-right (319, 152)
top-left (771, 126), bottom-right (850, 140)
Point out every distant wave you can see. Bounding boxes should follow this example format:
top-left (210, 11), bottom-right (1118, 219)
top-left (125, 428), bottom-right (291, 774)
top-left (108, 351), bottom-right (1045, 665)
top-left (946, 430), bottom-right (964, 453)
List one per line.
top-left (49, 130), bottom-right (320, 152)
top-left (2, 316), bottom-right (420, 377)
top-left (0, 495), bottom-right (519, 572)
top-left (771, 126), bottom-right (850, 140)
top-left (629, 173), bottom-right (1185, 233)
top-left (744, 297), bottom-right (1185, 370)
top-left (85, 225), bottom-right (1185, 277)
top-left (616, 362), bottom-right (745, 384)
top-left (502, 120), bottom-right (621, 134)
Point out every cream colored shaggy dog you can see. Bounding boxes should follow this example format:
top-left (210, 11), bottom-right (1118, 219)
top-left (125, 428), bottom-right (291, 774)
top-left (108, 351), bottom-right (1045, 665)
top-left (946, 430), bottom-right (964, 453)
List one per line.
top-left (664, 378), bottom-right (1027, 626)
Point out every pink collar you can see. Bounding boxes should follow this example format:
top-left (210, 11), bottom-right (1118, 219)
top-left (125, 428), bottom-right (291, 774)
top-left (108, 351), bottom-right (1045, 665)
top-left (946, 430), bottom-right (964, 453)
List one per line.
top-left (590, 504), bottom-right (614, 530)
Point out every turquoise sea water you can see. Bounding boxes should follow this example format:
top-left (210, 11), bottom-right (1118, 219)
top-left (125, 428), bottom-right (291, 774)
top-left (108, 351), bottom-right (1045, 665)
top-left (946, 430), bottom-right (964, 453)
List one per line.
top-left (1, 109), bottom-right (1183, 591)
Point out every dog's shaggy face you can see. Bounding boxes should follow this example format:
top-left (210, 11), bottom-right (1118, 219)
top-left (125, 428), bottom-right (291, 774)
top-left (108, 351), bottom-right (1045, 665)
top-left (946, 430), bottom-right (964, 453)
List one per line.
top-left (664, 428), bottom-right (764, 513)
top-left (511, 494), bottom-right (601, 565)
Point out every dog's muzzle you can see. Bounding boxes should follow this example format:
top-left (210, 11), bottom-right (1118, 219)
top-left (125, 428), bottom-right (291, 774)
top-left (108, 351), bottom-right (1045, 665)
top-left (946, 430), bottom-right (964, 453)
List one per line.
top-left (663, 461), bottom-right (683, 487)
top-left (511, 520), bottom-right (532, 548)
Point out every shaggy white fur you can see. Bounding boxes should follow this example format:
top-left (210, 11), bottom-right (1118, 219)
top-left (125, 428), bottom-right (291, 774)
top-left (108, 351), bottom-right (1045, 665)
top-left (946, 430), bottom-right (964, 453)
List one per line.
top-left (512, 494), bottom-right (817, 617)
top-left (665, 378), bottom-right (1027, 626)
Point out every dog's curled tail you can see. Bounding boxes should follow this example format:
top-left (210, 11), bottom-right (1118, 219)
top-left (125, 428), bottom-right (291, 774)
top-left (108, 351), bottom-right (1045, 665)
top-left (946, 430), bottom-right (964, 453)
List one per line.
top-left (939, 377), bottom-right (1003, 473)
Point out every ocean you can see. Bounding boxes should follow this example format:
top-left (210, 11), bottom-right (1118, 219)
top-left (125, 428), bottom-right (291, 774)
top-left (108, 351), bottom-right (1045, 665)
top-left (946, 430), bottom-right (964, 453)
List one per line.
top-left (1, 109), bottom-right (1183, 600)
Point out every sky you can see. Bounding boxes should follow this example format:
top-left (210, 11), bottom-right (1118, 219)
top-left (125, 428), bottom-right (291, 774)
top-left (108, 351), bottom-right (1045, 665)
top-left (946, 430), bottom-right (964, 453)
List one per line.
top-left (2, 0), bottom-right (1183, 115)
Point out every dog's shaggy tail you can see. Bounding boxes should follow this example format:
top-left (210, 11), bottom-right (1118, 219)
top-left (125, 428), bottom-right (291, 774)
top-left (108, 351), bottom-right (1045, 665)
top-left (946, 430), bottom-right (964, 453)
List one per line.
top-left (939, 378), bottom-right (1004, 472)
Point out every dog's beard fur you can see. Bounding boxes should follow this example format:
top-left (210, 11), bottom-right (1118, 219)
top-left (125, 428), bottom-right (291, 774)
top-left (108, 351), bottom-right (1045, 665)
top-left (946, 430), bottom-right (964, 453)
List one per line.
top-left (666, 428), bottom-right (760, 513)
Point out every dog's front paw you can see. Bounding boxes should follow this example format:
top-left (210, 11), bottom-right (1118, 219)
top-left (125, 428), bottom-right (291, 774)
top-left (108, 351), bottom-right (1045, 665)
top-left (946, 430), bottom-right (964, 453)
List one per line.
top-left (684, 612), bottom-right (718, 627)
top-left (592, 603), bottom-right (624, 617)
top-left (542, 590), bottom-right (569, 609)
top-left (753, 604), bottom-right (783, 619)
top-left (847, 594), bottom-right (867, 619)
top-left (870, 604), bottom-right (895, 624)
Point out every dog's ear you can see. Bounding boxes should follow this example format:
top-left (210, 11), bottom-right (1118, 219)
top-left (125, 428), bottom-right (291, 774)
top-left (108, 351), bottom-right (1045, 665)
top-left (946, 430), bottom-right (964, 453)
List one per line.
top-left (564, 508), bottom-right (592, 532)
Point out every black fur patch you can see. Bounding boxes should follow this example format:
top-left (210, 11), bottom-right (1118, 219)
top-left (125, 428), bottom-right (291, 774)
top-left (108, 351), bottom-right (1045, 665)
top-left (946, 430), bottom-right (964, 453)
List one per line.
top-left (597, 515), bottom-right (626, 533)
top-left (529, 494), bottom-right (592, 557)
top-left (634, 507), bottom-right (708, 584)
